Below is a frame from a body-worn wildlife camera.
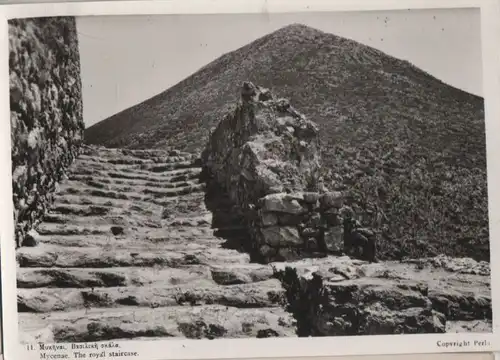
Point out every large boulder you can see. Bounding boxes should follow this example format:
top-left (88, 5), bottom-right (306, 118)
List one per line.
top-left (201, 82), bottom-right (322, 209)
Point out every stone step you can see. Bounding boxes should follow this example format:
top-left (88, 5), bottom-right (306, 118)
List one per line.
top-left (77, 156), bottom-right (199, 171)
top-left (209, 264), bottom-right (276, 285)
top-left (139, 161), bottom-right (198, 173)
top-left (41, 213), bottom-right (162, 228)
top-left (48, 203), bottom-right (115, 217)
top-left (70, 159), bottom-right (145, 173)
top-left (163, 214), bottom-right (212, 227)
top-left (156, 192), bottom-right (206, 209)
top-left (143, 184), bottom-right (206, 198)
top-left (18, 279), bottom-right (285, 312)
top-left (57, 182), bottom-right (205, 201)
top-left (35, 223), bottom-right (173, 237)
top-left (77, 154), bottom-right (157, 165)
top-left (106, 168), bottom-right (201, 183)
top-left (36, 223), bottom-right (135, 237)
top-left (121, 148), bottom-right (195, 159)
top-left (80, 146), bottom-right (156, 154)
top-left (80, 150), bottom-right (195, 162)
top-left (17, 244), bottom-right (251, 268)
top-left (57, 184), bottom-right (146, 202)
top-left (80, 147), bottom-right (196, 162)
top-left (17, 265), bottom-right (214, 289)
top-left (49, 197), bottom-right (207, 221)
top-left (111, 156), bottom-right (195, 165)
top-left (72, 167), bottom-right (201, 184)
top-left (51, 197), bottom-right (161, 216)
top-left (68, 174), bottom-right (200, 189)
top-left (70, 159), bottom-right (201, 179)
top-left (19, 305), bottom-right (296, 343)
top-left (31, 233), bottom-right (222, 251)
top-left (64, 179), bottom-right (202, 197)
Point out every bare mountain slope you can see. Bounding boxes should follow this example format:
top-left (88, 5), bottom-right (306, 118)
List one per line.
top-left (84, 23), bottom-right (489, 262)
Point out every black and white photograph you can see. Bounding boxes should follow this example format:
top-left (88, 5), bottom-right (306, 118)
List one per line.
top-left (2, 1), bottom-right (500, 359)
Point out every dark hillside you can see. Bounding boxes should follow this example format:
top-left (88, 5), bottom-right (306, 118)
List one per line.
top-left (85, 24), bottom-right (488, 261)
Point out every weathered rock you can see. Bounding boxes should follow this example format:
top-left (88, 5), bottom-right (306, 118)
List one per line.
top-left (446, 320), bottom-right (492, 333)
top-left (10, 17), bottom-right (84, 248)
top-left (277, 248), bottom-right (302, 262)
top-left (319, 191), bottom-right (344, 209)
top-left (301, 227), bottom-right (319, 238)
top-left (323, 211), bottom-right (341, 226)
top-left (303, 192), bottom-right (320, 205)
top-left (201, 83), bottom-right (334, 261)
top-left (22, 229), bottom-right (40, 247)
top-left (307, 213), bottom-right (322, 227)
top-left (259, 211), bottom-right (278, 226)
top-left (17, 279), bottom-right (286, 312)
top-left (110, 226), bottom-right (125, 236)
top-left (360, 306), bottom-right (446, 335)
top-left (260, 193), bottom-right (305, 214)
top-left (273, 255), bottom-right (491, 337)
top-left (209, 264), bottom-right (275, 285)
top-left (261, 226), bottom-right (303, 248)
top-left (278, 213), bottom-right (303, 226)
top-left (429, 288), bottom-right (491, 321)
top-left (324, 227), bottom-right (344, 253)
top-left (259, 244), bottom-right (278, 259)
top-left (305, 238), bottom-right (319, 251)
top-left (19, 305), bottom-right (297, 342)
top-left (403, 255), bottom-right (490, 276)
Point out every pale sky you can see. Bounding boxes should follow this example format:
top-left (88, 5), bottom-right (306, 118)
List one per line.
top-left (76, 8), bottom-right (482, 127)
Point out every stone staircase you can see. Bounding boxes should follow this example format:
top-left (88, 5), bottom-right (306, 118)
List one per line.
top-left (15, 145), bottom-right (492, 343)
top-left (16, 145), bottom-right (296, 343)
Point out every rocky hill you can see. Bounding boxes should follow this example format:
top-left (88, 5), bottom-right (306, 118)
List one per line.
top-left (85, 24), bottom-right (488, 262)
top-left (9, 17), bottom-right (84, 248)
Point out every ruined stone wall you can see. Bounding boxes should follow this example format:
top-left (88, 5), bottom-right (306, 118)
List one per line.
top-left (9, 17), bottom-right (84, 247)
top-left (202, 82), bottom-right (346, 262)
top-left (253, 191), bottom-right (345, 261)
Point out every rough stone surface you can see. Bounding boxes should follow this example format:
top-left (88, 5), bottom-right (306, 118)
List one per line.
top-left (202, 82), bottom-right (322, 203)
top-left (272, 256), bottom-right (491, 336)
top-left (202, 83), bottom-right (348, 262)
top-left (16, 146), bottom-right (491, 342)
top-left (17, 146), bottom-right (296, 343)
top-left (9, 17), bottom-right (84, 248)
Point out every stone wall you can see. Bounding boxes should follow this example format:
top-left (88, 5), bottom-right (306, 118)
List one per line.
top-left (254, 191), bottom-right (345, 261)
top-left (9, 17), bottom-right (84, 247)
top-left (202, 82), bottom-right (347, 262)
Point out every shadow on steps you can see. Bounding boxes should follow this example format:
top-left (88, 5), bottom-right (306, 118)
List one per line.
top-left (202, 179), bottom-right (261, 261)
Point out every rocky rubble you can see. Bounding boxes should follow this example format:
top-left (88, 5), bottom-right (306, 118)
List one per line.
top-left (9, 17), bottom-right (84, 248)
top-left (272, 256), bottom-right (491, 336)
top-left (202, 82), bottom-right (349, 262)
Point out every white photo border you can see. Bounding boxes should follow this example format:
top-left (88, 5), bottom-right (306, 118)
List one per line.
top-left (1, 1), bottom-right (500, 360)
